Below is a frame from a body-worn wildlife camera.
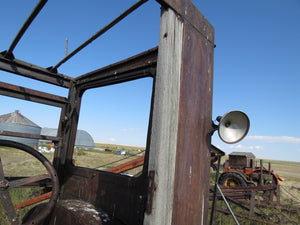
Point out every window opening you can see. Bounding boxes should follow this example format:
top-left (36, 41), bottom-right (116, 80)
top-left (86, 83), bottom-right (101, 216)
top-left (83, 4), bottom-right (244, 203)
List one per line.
top-left (76, 78), bottom-right (152, 176)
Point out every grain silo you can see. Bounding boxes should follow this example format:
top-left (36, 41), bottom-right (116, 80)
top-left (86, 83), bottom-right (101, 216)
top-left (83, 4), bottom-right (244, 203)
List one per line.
top-left (0, 110), bottom-right (41, 146)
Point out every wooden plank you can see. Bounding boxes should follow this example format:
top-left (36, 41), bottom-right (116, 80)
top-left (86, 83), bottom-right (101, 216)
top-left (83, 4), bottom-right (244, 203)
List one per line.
top-left (143, 7), bottom-right (183, 225)
top-left (144, 2), bottom-right (214, 225)
top-left (171, 12), bottom-right (214, 225)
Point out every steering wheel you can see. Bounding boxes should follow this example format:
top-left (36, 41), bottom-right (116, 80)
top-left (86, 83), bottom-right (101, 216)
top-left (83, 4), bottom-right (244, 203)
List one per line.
top-left (0, 140), bottom-right (59, 225)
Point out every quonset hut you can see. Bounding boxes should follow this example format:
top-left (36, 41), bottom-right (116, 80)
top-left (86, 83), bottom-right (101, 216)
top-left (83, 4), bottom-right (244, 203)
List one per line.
top-left (41, 128), bottom-right (95, 148)
top-left (0, 110), bottom-right (41, 146)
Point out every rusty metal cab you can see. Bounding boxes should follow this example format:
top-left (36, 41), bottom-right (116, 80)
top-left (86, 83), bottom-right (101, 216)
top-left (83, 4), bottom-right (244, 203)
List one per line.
top-left (0, 1), bottom-right (215, 225)
top-left (228, 152), bottom-right (255, 169)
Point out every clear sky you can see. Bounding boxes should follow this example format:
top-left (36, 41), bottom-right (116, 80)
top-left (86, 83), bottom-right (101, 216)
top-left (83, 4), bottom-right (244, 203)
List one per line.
top-left (0, 0), bottom-right (299, 162)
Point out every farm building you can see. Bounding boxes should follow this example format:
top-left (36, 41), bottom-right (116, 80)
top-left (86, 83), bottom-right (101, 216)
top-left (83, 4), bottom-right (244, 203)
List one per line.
top-left (41, 128), bottom-right (95, 148)
top-left (0, 110), bottom-right (41, 146)
top-left (0, 110), bottom-right (95, 148)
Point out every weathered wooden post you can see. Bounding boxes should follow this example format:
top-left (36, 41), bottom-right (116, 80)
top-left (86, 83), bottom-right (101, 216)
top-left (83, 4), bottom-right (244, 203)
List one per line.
top-left (144, 1), bottom-right (215, 224)
top-left (249, 190), bottom-right (256, 217)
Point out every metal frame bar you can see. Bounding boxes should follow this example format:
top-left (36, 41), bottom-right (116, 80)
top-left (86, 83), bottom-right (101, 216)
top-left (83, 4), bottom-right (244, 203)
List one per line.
top-left (76, 47), bottom-right (157, 91)
top-left (0, 54), bottom-right (73, 88)
top-left (0, 130), bottom-right (60, 142)
top-left (217, 184), bottom-right (240, 225)
top-left (210, 154), bottom-right (221, 225)
top-left (50, 0), bottom-right (149, 72)
top-left (3, 0), bottom-right (48, 59)
top-left (0, 82), bottom-right (68, 107)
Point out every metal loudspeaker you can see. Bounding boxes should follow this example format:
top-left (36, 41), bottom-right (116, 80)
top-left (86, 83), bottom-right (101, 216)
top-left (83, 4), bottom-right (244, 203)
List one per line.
top-left (217, 110), bottom-right (250, 144)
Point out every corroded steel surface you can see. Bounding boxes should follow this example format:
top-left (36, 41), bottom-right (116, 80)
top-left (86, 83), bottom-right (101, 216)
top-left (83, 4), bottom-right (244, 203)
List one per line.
top-left (14, 192), bottom-right (52, 210)
top-left (61, 166), bottom-right (148, 225)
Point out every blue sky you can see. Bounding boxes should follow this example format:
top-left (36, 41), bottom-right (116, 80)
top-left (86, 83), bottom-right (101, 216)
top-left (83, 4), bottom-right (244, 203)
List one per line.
top-left (0, 0), bottom-right (299, 162)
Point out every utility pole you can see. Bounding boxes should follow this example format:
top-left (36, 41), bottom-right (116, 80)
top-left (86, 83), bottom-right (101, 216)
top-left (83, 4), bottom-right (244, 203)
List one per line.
top-left (65, 38), bottom-right (68, 56)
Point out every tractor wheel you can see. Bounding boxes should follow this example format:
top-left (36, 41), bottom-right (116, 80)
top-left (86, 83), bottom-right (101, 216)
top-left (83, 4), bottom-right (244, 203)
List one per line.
top-left (219, 172), bottom-right (247, 187)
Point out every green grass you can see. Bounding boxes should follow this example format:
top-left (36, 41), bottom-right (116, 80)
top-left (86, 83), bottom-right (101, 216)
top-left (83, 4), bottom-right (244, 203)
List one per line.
top-left (0, 146), bottom-right (51, 176)
top-left (0, 187), bottom-right (45, 224)
top-left (0, 146), bottom-right (51, 223)
top-left (259, 158), bottom-right (300, 167)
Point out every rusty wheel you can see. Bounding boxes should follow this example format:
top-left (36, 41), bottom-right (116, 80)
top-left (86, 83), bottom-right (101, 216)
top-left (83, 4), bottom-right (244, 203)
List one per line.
top-left (219, 172), bottom-right (247, 187)
top-left (0, 140), bottom-right (59, 225)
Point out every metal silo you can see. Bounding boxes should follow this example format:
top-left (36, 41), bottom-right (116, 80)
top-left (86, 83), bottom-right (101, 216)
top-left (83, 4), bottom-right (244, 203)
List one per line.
top-left (0, 110), bottom-right (41, 146)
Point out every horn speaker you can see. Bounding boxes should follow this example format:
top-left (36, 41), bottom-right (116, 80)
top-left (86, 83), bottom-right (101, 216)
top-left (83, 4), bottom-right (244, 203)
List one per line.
top-left (218, 110), bottom-right (250, 144)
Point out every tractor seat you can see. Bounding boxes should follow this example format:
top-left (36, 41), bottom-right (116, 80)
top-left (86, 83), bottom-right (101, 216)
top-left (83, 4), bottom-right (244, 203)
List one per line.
top-left (23, 199), bottom-right (109, 225)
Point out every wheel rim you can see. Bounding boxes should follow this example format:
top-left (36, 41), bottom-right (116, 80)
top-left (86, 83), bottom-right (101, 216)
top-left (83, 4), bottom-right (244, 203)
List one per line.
top-left (224, 177), bottom-right (241, 187)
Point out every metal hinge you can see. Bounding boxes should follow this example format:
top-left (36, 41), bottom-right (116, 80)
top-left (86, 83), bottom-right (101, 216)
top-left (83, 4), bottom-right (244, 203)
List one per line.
top-left (146, 170), bottom-right (156, 214)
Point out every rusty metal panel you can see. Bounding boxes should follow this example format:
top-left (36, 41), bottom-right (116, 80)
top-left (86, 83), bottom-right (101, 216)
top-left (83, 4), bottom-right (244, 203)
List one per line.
top-left (171, 7), bottom-right (214, 225)
top-left (61, 167), bottom-right (148, 225)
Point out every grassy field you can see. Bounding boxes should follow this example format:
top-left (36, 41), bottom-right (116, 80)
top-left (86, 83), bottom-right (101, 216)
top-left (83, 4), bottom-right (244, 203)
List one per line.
top-left (0, 146), bottom-right (50, 177)
top-left (0, 143), bottom-right (299, 224)
top-left (73, 144), bottom-right (144, 174)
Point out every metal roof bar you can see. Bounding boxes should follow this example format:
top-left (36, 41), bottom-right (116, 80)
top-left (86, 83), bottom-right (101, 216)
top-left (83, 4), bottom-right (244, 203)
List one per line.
top-left (3, 0), bottom-right (48, 59)
top-left (0, 81), bottom-right (68, 108)
top-left (76, 47), bottom-right (157, 90)
top-left (50, 0), bottom-right (148, 72)
top-left (0, 130), bottom-right (61, 142)
top-left (0, 54), bottom-right (73, 88)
